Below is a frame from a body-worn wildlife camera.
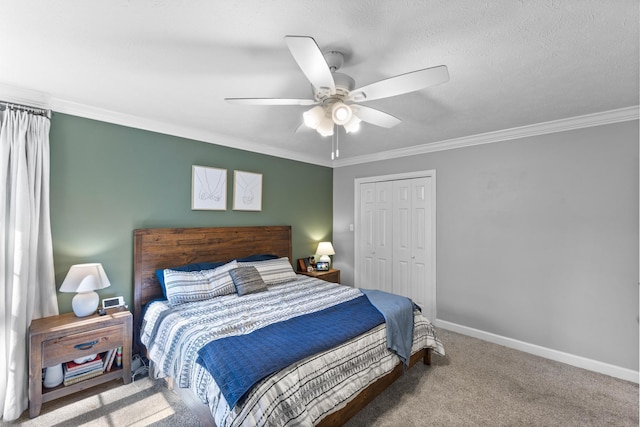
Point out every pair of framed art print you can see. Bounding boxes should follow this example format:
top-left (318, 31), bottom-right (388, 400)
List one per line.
top-left (192, 165), bottom-right (262, 211)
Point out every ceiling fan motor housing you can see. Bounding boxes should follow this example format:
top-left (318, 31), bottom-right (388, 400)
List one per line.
top-left (323, 51), bottom-right (344, 71)
top-left (314, 71), bottom-right (355, 102)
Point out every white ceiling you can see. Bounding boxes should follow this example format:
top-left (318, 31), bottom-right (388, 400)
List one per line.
top-left (1, 1), bottom-right (638, 167)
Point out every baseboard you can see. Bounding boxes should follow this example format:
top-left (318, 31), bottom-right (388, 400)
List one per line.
top-left (434, 319), bottom-right (639, 384)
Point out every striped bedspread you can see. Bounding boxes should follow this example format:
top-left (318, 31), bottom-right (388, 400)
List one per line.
top-left (141, 276), bottom-right (444, 427)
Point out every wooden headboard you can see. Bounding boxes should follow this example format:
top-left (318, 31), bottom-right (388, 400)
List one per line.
top-left (132, 225), bottom-right (292, 353)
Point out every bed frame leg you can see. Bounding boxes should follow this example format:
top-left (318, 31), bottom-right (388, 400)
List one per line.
top-left (423, 348), bottom-right (432, 365)
top-left (165, 377), bottom-right (174, 391)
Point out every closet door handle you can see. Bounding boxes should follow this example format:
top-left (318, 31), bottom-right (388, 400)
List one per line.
top-left (74, 339), bottom-right (99, 351)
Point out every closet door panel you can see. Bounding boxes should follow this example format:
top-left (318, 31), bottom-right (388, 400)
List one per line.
top-left (411, 177), bottom-right (433, 318)
top-left (393, 180), bottom-right (413, 299)
top-left (395, 259), bottom-right (410, 299)
top-left (359, 183), bottom-right (376, 287)
top-left (374, 182), bottom-right (393, 292)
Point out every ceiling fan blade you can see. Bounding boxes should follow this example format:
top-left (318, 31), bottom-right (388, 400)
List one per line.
top-left (353, 105), bottom-right (401, 128)
top-left (285, 35), bottom-right (335, 94)
top-left (225, 98), bottom-right (318, 106)
top-left (348, 65), bottom-right (449, 102)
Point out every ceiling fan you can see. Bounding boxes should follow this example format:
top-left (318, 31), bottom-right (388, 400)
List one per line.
top-left (225, 35), bottom-right (449, 152)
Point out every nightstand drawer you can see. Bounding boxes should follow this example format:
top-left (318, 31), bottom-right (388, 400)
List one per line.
top-left (42, 325), bottom-right (123, 367)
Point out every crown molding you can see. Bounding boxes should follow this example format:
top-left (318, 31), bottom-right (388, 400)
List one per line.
top-left (333, 106), bottom-right (640, 167)
top-left (50, 97), bottom-right (334, 167)
top-left (0, 83), bottom-right (332, 167)
top-left (1, 83), bottom-right (636, 169)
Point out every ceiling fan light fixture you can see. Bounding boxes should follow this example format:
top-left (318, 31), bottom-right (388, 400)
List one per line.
top-left (331, 102), bottom-right (352, 125)
top-left (303, 105), bottom-right (325, 129)
top-left (343, 115), bottom-right (361, 133)
top-left (317, 117), bottom-right (334, 137)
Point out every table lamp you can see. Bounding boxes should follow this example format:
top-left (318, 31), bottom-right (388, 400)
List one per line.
top-left (316, 241), bottom-right (335, 268)
top-left (60, 263), bottom-right (112, 317)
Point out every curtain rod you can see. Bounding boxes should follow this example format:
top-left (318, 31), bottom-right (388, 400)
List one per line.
top-left (0, 101), bottom-right (51, 119)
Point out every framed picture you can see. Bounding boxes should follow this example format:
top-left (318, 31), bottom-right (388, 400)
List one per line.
top-left (233, 170), bottom-right (262, 211)
top-left (192, 165), bottom-right (227, 210)
top-left (315, 261), bottom-right (329, 271)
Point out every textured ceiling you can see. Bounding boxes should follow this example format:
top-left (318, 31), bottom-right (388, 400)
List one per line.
top-left (1, 0), bottom-right (638, 166)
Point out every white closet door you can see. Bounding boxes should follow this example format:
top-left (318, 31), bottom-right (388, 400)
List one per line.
top-left (392, 179), bottom-right (413, 299)
top-left (359, 182), bottom-right (376, 287)
top-left (358, 181), bottom-right (393, 292)
top-left (395, 177), bottom-right (433, 320)
top-left (374, 181), bottom-right (393, 293)
top-left (356, 172), bottom-right (435, 321)
top-left (392, 177), bottom-right (433, 319)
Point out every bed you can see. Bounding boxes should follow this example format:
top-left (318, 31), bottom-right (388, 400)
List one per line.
top-left (133, 225), bottom-right (443, 426)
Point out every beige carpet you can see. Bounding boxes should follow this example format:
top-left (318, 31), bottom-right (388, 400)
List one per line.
top-left (8, 329), bottom-right (638, 426)
top-left (346, 329), bottom-right (638, 426)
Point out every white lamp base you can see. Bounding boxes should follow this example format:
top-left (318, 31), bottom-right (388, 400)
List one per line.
top-left (319, 254), bottom-right (331, 268)
top-left (72, 291), bottom-right (99, 317)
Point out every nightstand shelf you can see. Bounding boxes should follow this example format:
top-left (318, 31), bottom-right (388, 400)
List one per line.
top-left (28, 308), bottom-right (132, 418)
top-left (298, 268), bottom-right (340, 284)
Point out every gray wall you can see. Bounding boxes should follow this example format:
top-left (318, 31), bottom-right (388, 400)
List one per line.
top-left (50, 113), bottom-right (333, 314)
top-left (333, 120), bottom-right (639, 371)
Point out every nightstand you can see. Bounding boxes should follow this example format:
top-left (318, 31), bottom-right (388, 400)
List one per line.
top-left (299, 269), bottom-right (340, 284)
top-left (28, 308), bottom-right (132, 418)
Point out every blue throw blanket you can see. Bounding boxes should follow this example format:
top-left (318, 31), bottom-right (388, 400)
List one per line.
top-left (360, 289), bottom-right (415, 366)
top-left (196, 295), bottom-right (385, 409)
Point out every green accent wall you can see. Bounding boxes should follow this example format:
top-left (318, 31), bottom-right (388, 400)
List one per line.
top-left (50, 113), bottom-right (333, 314)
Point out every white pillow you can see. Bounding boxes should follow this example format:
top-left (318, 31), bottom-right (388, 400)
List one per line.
top-left (238, 257), bottom-right (297, 285)
top-left (204, 260), bottom-right (238, 296)
top-left (164, 260), bottom-right (237, 305)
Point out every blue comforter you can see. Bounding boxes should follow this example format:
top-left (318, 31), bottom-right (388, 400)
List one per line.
top-left (196, 294), bottom-right (385, 409)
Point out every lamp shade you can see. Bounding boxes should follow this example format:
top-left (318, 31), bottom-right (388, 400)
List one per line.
top-left (60, 263), bottom-right (111, 317)
top-left (316, 116), bottom-right (334, 137)
top-left (303, 105), bottom-right (325, 129)
top-left (343, 114), bottom-right (361, 133)
top-left (60, 263), bottom-right (111, 292)
top-left (316, 242), bottom-right (336, 257)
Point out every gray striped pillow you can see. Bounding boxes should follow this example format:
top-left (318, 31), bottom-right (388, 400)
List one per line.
top-left (229, 266), bottom-right (268, 296)
top-left (238, 257), bottom-right (297, 285)
top-left (203, 260), bottom-right (238, 296)
top-left (163, 260), bottom-right (237, 305)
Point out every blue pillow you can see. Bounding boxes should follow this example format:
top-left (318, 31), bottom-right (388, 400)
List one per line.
top-left (234, 254), bottom-right (279, 262)
top-left (155, 261), bottom-right (226, 299)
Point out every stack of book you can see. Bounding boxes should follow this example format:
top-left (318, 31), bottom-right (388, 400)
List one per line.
top-left (62, 347), bottom-right (123, 387)
top-left (102, 347), bottom-right (120, 373)
top-left (63, 354), bottom-right (103, 386)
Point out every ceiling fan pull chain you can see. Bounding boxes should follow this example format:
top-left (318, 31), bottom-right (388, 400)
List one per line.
top-left (336, 125), bottom-right (340, 158)
top-left (331, 124), bottom-right (336, 159)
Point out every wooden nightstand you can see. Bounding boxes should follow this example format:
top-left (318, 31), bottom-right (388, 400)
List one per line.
top-left (28, 308), bottom-right (132, 418)
top-left (299, 269), bottom-right (340, 284)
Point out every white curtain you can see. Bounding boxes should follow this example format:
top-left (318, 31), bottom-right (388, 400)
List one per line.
top-left (0, 106), bottom-right (58, 421)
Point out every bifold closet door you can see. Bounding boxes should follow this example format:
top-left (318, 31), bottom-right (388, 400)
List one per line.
top-left (392, 177), bottom-right (433, 320)
top-left (357, 175), bottom-right (434, 321)
top-left (359, 181), bottom-right (393, 293)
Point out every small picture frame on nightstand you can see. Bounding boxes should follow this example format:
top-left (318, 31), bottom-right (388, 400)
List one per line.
top-left (316, 261), bottom-right (329, 271)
